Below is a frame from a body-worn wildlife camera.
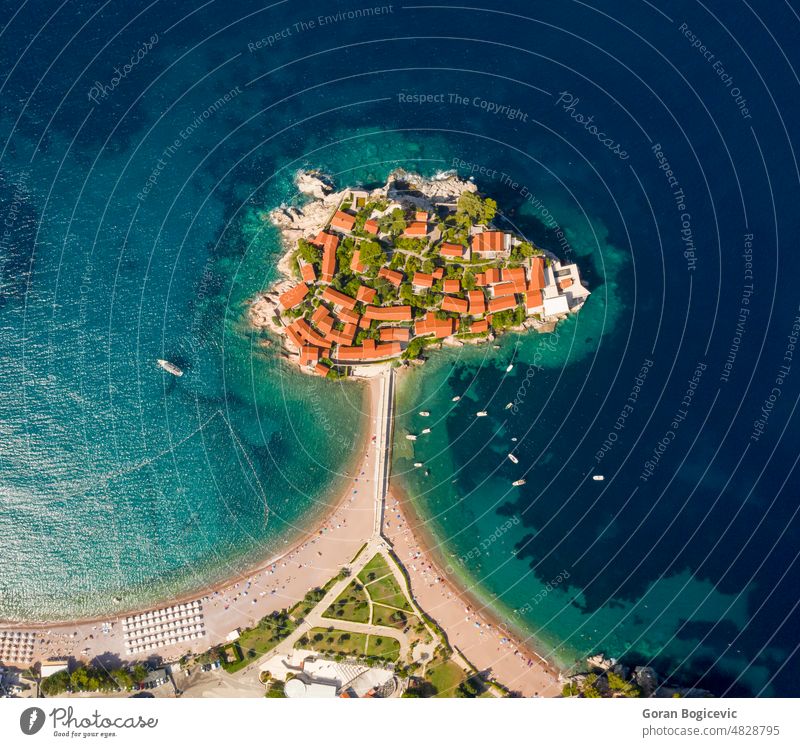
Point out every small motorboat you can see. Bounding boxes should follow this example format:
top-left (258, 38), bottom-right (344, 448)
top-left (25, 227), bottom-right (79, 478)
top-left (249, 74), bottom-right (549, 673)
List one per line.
top-left (157, 359), bottom-right (183, 377)
top-left (406, 434), bottom-right (417, 441)
top-left (422, 428), bottom-right (431, 434)
top-left (476, 411), bottom-right (488, 417)
top-left (505, 402), bottom-right (513, 410)
top-left (452, 396), bottom-right (461, 402)
top-left (419, 411), bottom-right (430, 417)
top-left (414, 462), bottom-right (423, 468)
top-left (511, 437), bottom-right (518, 442)
top-left (508, 453), bottom-right (519, 464)
top-left (506, 364), bottom-right (514, 372)
top-left (593, 475), bottom-right (605, 481)
top-left (512, 479), bottom-right (526, 487)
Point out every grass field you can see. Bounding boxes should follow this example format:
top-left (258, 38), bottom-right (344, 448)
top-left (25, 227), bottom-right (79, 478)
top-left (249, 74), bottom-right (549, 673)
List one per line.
top-left (365, 634), bottom-right (401, 661)
top-left (371, 604), bottom-right (415, 630)
top-left (366, 574), bottom-right (413, 611)
top-left (322, 580), bottom-right (371, 624)
top-left (357, 553), bottom-right (393, 584)
top-left (426, 659), bottom-right (466, 697)
top-left (298, 627), bottom-right (401, 662)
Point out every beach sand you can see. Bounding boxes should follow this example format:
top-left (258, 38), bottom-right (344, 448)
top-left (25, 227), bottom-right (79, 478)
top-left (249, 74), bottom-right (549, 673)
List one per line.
top-left (384, 483), bottom-right (562, 697)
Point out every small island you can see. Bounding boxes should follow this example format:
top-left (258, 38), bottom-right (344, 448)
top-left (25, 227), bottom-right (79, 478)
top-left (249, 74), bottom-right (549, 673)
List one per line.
top-left (251, 169), bottom-right (590, 377)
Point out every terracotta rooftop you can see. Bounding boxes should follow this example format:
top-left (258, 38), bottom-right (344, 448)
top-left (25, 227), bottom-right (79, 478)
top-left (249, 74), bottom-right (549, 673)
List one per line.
top-left (336, 339), bottom-right (402, 361)
top-left (559, 278), bottom-right (574, 290)
top-left (471, 319), bottom-right (489, 334)
top-left (319, 233), bottom-right (338, 283)
top-left (314, 362), bottom-right (331, 377)
top-left (415, 314), bottom-right (456, 339)
top-left (338, 308), bottom-right (360, 324)
top-left (293, 319), bottom-right (331, 348)
top-left (321, 287), bottom-right (357, 310)
top-left (356, 285), bottom-right (377, 304)
top-left (412, 272), bottom-right (433, 288)
top-left (492, 281), bottom-right (518, 298)
top-left (403, 221), bottom-right (428, 237)
top-left (432, 267), bottom-right (444, 280)
top-left (468, 290), bottom-right (486, 315)
top-left (441, 295), bottom-right (469, 314)
top-left (278, 283), bottom-right (309, 310)
top-left (299, 345), bottom-right (320, 366)
top-left (300, 263), bottom-right (316, 283)
top-left (475, 272), bottom-right (487, 286)
top-left (529, 257), bottom-right (545, 290)
top-left (439, 242), bottom-right (464, 258)
top-left (363, 219), bottom-right (379, 235)
top-left (378, 267), bottom-right (403, 286)
top-left (363, 305), bottom-right (413, 321)
top-left (485, 268), bottom-right (501, 285)
top-left (487, 295), bottom-right (518, 313)
top-left (379, 326), bottom-right (411, 342)
top-left (502, 267), bottom-right (526, 284)
top-left (330, 210), bottom-right (356, 233)
top-left (442, 278), bottom-right (461, 294)
top-left (526, 290), bottom-right (544, 310)
top-left (415, 211), bottom-right (428, 221)
top-left (471, 231), bottom-right (508, 254)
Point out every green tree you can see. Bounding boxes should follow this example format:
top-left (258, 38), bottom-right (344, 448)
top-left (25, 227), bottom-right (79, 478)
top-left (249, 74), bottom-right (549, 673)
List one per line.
top-left (296, 238), bottom-right (318, 264)
top-left (358, 240), bottom-right (387, 267)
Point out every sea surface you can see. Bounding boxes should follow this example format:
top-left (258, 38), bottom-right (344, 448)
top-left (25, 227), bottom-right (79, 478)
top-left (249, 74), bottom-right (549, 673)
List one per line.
top-left (1, 0), bottom-right (799, 696)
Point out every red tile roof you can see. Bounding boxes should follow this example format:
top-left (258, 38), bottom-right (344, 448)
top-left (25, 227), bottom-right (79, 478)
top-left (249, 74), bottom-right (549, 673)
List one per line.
top-left (299, 345), bottom-right (320, 366)
top-left (315, 362), bottom-right (331, 377)
top-left (378, 267), bottom-right (403, 286)
top-left (321, 287), bottom-right (357, 310)
top-left (492, 281), bottom-right (517, 298)
top-left (529, 257), bottom-right (545, 290)
top-left (338, 308), bottom-right (360, 324)
top-left (485, 268), bottom-right (501, 285)
top-left (330, 210), bottom-right (356, 233)
top-left (415, 314), bottom-right (455, 338)
top-left (502, 267), bottom-right (526, 284)
top-left (442, 278), bottom-right (460, 294)
top-left (474, 272), bottom-right (487, 286)
top-left (286, 324), bottom-right (304, 348)
top-left (356, 285), bottom-right (377, 304)
top-left (326, 326), bottom-right (356, 346)
top-left (314, 232), bottom-right (339, 282)
top-left (468, 290), bottom-right (486, 315)
top-left (441, 296), bottom-right (468, 314)
top-left (559, 278), bottom-right (573, 289)
top-left (363, 219), bottom-right (379, 235)
top-left (379, 326), bottom-right (411, 342)
top-left (471, 319), bottom-right (489, 334)
top-left (414, 211), bottom-right (428, 221)
top-left (403, 221), bottom-right (428, 237)
top-left (363, 305), bottom-right (413, 322)
top-left (300, 263), bottom-right (316, 283)
top-left (293, 319), bottom-right (332, 348)
top-left (487, 295), bottom-right (518, 313)
top-left (471, 231), bottom-right (507, 253)
top-left (350, 249), bottom-right (366, 274)
top-left (432, 267), bottom-right (444, 280)
top-left (439, 242), bottom-right (464, 258)
top-left (412, 272), bottom-right (433, 288)
top-left (336, 339), bottom-right (402, 361)
top-left (278, 283), bottom-right (309, 310)
top-left (312, 231), bottom-right (339, 251)
top-left (526, 290), bottom-right (544, 310)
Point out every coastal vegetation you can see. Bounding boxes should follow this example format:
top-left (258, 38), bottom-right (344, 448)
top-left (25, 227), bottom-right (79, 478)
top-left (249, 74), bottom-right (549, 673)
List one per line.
top-left (297, 626), bottom-right (401, 663)
top-left (40, 664), bottom-right (147, 696)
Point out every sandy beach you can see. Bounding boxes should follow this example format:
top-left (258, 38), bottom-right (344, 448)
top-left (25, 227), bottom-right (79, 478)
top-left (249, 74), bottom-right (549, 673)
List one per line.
top-left (384, 482), bottom-right (562, 697)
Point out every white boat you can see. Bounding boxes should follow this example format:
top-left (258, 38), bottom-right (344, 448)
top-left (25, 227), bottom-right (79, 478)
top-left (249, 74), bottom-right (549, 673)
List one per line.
top-left (507, 453), bottom-right (519, 464)
top-left (476, 411), bottom-right (488, 417)
top-left (511, 437), bottom-right (518, 442)
top-left (593, 475), bottom-right (605, 481)
top-left (422, 428), bottom-right (431, 434)
top-left (414, 462), bottom-right (423, 468)
top-left (452, 396), bottom-right (461, 402)
top-left (419, 411), bottom-right (430, 417)
top-left (505, 402), bottom-right (513, 410)
top-left (512, 479), bottom-right (526, 487)
top-left (157, 359), bottom-right (183, 377)
top-left (406, 434), bottom-right (417, 441)
top-left (506, 364), bottom-right (514, 372)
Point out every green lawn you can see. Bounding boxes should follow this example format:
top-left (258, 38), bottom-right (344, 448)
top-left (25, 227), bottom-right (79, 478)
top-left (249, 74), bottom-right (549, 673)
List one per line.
top-left (426, 659), bottom-right (466, 697)
top-left (366, 574), bottom-right (413, 611)
top-left (322, 580), bottom-right (371, 624)
top-left (371, 604), bottom-right (416, 630)
top-left (357, 553), bottom-right (393, 584)
top-left (220, 611), bottom-right (295, 673)
top-left (365, 634), bottom-right (401, 662)
top-left (299, 627), bottom-right (368, 659)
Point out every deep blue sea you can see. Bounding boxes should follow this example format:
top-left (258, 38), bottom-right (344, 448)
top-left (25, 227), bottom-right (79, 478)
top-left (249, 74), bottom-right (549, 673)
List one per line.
top-left (1, 0), bottom-right (799, 696)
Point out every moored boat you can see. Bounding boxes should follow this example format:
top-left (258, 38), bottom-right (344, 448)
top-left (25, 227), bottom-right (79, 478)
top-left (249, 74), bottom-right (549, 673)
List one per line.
top-left (508, 453), bottom-right (519, 464)
top-left (593, 475), bottom-right (605, 481)
top-left (419, 411), bottom-right (430, 417)
top-left (157, 359), bottom-right (183, 377)
top-left (476, 411), bottom-right (488, 417)
top-left (512, 479), bottom-right (526, 486)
